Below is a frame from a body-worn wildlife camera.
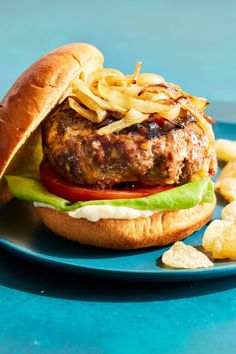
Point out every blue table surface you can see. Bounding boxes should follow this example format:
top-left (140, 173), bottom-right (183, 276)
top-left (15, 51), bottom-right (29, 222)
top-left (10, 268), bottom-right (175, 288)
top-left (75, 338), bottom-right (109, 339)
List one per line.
top-left (1, 1), bottom-right (236, 353)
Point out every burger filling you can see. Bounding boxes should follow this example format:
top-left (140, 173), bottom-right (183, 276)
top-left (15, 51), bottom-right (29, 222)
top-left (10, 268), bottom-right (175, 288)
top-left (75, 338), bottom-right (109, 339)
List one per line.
top-left (41, 100), bottom-right (217, 189)
top-left (6, 63), bottom-right (217, 216)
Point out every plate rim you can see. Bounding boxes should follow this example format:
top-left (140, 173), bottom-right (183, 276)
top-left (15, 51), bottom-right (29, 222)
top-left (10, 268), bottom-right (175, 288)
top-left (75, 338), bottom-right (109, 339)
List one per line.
top-left (1, 237), bottom-right (236, 282)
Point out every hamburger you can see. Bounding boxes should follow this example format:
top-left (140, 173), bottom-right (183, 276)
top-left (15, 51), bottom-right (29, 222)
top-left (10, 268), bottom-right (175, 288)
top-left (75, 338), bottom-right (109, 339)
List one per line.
top-left (0, 43), bottom-right (217, 249)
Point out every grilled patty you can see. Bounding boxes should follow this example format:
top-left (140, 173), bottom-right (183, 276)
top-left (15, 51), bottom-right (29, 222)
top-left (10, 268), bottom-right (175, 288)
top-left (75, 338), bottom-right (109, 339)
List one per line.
top-left (41, 101), bottom-right (217, 188)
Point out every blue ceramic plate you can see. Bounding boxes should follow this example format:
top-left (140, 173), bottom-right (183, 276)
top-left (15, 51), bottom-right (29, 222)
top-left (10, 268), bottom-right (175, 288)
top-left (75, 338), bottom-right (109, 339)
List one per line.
top-left (0, 121), bottom-right (236, 282)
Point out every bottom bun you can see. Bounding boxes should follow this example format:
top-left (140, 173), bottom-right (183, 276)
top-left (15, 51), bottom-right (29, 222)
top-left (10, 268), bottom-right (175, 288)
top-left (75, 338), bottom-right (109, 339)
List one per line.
top-left (34, 199), bottom-right (216, 250)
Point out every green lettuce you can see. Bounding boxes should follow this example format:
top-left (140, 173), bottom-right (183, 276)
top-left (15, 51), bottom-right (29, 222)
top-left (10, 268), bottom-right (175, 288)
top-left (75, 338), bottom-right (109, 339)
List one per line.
top-left (5, 175), bottom-right (215, 212)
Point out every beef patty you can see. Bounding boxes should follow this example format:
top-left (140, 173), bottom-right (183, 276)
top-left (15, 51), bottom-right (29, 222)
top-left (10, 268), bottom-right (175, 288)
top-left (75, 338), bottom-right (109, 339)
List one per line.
top-left (41, 101), bottom-right (217, 188)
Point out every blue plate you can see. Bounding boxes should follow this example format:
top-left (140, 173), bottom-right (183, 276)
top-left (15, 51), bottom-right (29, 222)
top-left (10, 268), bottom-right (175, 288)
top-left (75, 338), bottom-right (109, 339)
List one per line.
top-left (0, 121), bottom-right (236, 282)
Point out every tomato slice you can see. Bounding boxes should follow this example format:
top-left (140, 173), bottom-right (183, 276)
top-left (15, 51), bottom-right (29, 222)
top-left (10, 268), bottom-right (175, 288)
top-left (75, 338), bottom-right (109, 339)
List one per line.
top-left (40, 161), bottom-right (174, 202)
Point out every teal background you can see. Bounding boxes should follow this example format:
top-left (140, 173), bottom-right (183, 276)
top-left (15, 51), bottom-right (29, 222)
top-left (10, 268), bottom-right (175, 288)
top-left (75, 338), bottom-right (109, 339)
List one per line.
top-left (1, 0), bottom-right (236, 108)
top-left (0, 1), bottom-right (236, 353)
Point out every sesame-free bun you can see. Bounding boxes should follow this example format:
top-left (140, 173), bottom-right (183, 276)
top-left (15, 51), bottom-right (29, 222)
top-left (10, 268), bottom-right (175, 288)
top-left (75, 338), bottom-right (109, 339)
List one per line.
top-left (0, 42), bottom-right (216, 250)
top-left (34, 199), bottom-right (216, 250)
top-left (0, 43), bottom-right (103, 202)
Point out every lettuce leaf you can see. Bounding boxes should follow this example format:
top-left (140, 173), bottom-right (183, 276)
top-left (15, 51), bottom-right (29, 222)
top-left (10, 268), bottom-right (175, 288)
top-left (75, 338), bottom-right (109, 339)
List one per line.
top-left (5, 175), bottom-right (215, 212)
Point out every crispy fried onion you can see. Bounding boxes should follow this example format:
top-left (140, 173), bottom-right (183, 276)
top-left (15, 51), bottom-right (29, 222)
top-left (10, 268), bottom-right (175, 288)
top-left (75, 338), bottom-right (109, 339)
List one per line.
top-left (97, 109), bottom-right (148, 135)
top-left (64, 62), bottom-right (214, 141)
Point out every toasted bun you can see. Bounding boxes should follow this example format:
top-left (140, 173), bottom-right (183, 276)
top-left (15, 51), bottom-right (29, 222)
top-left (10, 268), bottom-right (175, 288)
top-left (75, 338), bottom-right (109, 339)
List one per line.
top-left (34, 199), bottom-right (216, 250)
top-left (0, 43), bottom-right (216, 250)
top-left (0, 43), bottom-right (103, 203)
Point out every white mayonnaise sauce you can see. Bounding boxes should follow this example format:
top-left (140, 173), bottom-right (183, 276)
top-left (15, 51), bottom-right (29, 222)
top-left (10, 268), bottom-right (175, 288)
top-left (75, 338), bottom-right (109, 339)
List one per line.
top-left (33, 202), bottom-right (159, 222)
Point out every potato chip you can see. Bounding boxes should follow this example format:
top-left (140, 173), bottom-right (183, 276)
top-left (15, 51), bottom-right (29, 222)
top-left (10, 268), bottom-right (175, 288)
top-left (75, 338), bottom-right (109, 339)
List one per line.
top-left (203, 220), bottom-right (229, 252)
top-left (162, 241), bottom-right (213, 269)
top-left (215, 178), bottom-right (236, 202)
top-left (222, 201), bottom-right (236, 222)
top-left (203, 220), bottom-right (236, 259)
top-left (217, 160), bottom-right (236, 180)
top-left (215, 139), bottom-right (236, 162)
top-left (215, 161), bottom-right (236, 202)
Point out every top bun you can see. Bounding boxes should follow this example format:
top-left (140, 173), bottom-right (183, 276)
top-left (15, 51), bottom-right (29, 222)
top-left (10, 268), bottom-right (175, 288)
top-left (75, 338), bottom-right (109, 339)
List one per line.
top-left (0, 43), bottom-right (103, 181)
